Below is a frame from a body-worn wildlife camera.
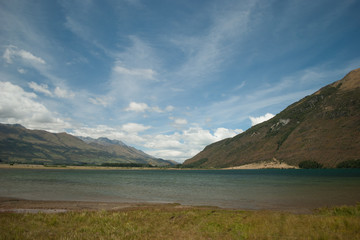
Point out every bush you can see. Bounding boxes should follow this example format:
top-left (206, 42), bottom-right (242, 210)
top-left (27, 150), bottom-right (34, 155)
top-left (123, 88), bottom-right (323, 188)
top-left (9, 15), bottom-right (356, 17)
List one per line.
top-left (298, 160), bottom-right (323, 169)
top-left (336, 159), bottom-right (360, 168)
top-left (101, 163), bottom-right (153, 168)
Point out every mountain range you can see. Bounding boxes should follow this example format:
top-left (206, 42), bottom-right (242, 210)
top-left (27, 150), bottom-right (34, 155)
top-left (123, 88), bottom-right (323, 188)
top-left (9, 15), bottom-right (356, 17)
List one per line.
top-left (0, 124), bottom-right (174, 166)
top-left (183, 68), bottom-right (360, 168)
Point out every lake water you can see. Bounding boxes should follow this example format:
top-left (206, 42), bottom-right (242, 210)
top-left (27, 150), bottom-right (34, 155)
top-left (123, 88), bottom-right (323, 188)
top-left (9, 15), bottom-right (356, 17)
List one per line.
top-left (1, 168), bottom-right (360, 211)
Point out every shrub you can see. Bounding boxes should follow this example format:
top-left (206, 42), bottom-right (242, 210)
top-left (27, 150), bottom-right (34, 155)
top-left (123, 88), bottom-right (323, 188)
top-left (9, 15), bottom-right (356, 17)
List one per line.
top-left (336, 159), bottom-right (360, 168)
top-left (298, 160), bottom-right (323, 169)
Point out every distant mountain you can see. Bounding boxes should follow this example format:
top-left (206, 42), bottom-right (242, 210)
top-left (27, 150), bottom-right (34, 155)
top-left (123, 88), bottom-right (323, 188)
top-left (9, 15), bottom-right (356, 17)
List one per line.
top-left (78, 136), bottom-right (127, 146)
top-left (0, 124), bottom-right (174, 166)
top-left (76, 136), bottom-right (162, 164)
top-left (183, 68), bottom-right (360, 168)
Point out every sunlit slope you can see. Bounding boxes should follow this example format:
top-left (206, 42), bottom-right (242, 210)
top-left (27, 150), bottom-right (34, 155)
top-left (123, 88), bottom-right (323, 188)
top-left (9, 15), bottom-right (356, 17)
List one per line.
top-left (184, 68), bottom-right (360, 168)
top-left (0, 124), bottom-right (173, 166)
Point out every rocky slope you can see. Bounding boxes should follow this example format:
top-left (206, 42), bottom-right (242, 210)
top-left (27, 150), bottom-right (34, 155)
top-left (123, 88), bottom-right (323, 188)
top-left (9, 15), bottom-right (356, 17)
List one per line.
top-left (0, 124), bottom-right (174, 166)
top-left (184, 68), bottom-right (360, 168)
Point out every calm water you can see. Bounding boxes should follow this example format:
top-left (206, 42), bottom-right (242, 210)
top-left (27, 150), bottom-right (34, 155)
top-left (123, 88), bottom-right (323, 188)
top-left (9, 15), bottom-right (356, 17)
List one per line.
top-left (1, 168), bottom-right (360, 211)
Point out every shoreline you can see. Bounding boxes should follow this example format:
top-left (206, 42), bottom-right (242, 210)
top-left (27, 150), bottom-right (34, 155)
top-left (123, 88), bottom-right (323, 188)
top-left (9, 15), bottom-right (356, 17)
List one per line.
top-left (0, 163), bottom-right (299, 170)
top-left (225, 158), bottom-right (299, 169)
top-left (0, 197), bottom-right (218, 213)
top-left (0, 197), bottom-right (346, 214)
top-left (0, 163), bottom-right (175, 170)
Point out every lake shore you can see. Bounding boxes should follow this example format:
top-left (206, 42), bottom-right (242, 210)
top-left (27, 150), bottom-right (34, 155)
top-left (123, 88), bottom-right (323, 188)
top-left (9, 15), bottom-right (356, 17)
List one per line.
top-left (0, 163), bottom-right (172, 170)
top-left (1, 197), bottom-right (359, 239)
top-left (0, 197), bottom-right (197, 213)
top-left (0, 162), bottom-right (299, 170)
top-left (224, 158), bottom-right (299, 169)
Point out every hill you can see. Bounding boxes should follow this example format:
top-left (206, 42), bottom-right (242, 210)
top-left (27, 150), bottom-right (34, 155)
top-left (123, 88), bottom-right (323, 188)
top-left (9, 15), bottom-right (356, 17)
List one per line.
top-left (183, 68), bottom-right (360, 168)
top-left (0, 124), bottom-right (174, 166)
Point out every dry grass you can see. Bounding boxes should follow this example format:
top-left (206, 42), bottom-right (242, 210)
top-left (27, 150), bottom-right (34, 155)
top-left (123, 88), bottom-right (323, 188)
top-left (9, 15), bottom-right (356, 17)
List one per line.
top-left (1, 204), bottom-right (360, 239)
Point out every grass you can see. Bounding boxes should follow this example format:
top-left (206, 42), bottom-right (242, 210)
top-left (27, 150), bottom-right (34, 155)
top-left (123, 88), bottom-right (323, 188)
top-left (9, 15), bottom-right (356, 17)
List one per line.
top-left (1, 204), bottom-right (360, 239)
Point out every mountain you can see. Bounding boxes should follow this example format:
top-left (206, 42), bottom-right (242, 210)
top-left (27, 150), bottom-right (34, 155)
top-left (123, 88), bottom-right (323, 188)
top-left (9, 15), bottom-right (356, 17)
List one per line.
top-left (0, 124), bottom-right (174, 166)
top-left (78, 136), bottom-right (127, 146)
top-left (184, 68), bottom-right (360, 168)
top-left (76, 136), bottom-right (162, 164)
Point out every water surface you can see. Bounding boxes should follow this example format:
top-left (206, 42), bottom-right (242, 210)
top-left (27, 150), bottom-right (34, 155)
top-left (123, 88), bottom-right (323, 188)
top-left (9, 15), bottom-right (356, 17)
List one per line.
top-left (1, 168), bottom-right (359, 211)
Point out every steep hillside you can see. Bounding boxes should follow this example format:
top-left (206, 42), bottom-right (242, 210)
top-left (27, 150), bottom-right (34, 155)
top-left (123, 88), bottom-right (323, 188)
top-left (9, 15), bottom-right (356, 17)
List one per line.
top-left (0, 124), bottom-right (173, 166)
top-left (184, 68), bottom-right (360, 168)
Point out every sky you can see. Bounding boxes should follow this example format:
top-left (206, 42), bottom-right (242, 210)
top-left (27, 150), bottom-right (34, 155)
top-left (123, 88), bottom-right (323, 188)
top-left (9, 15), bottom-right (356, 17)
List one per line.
top-left (1, 0), bottom-right (360, 162)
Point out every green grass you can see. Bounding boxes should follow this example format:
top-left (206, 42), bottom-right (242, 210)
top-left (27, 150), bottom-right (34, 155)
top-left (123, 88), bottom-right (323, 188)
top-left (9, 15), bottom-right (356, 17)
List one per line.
top-left (1, 205), bottom-right (360, 239)
top-left (0, 205), bottom-right (360, 240)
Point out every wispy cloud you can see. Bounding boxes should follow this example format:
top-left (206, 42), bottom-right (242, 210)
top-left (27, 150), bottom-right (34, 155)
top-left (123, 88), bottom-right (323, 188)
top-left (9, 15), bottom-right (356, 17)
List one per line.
top-left (170, 1), bottom-right (254, 84)
top-left (88, 96), bottom-right (112, 107)
top-left (54, 87), bottom-right (75, 99)
top-left (28, 82), bottom-right (52, 97)
top-left (121, 122), bottom-right (151, 133)
top-left (3, 45), bottom-right (46, 65)
top-left (114, 66), bottom-right (156, 80)
top-left (169, 117), bottom-right (188, 126)
top-left (28, 81), bottom-right (75, 99)
top-left (125, 102), bottom-right (172, 113)
top-left (125, 102), bottom-right (149, 112)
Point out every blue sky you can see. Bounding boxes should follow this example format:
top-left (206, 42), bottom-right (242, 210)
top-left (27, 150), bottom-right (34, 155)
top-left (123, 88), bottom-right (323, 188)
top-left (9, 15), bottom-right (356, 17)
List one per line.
top-left (1, 0), bottom-right (360, 162)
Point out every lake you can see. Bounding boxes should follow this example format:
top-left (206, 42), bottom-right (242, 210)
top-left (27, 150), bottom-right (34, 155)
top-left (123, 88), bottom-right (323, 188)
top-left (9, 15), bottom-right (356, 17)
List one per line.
top-left (1, 168), bottom-right (360, 211)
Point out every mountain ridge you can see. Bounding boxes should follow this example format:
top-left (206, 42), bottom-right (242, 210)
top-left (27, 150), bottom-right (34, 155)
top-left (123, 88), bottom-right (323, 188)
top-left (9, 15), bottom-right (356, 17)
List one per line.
top-left (0, 124), bottom-right (174, 166)
top-left (183, 68), bottom-right (360, 168)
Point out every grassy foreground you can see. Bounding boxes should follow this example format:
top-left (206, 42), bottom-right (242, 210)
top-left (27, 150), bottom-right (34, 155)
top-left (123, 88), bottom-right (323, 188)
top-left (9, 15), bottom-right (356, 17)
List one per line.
top-left (1, 205), bottom-right (359, 240)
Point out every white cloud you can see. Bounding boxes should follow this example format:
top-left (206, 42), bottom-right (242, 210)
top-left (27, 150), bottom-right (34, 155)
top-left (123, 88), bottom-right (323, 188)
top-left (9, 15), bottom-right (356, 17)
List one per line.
top-left (169, 117), bottom-right (188, 125)
top-left (3, 45), bottom-right (45, 65)
top-left (214, 127), bottom-right (243, 139)
top-left (114, 66), bottom-right (156, 80)
top-left (0, 81), bottom-right (70, 132)
top-left (54, 86), bottom-right (75, 99)
top-left (18, 49), bottom-right (46, 64)
top-left (145, 126), bottom-right (243, 162)
top-left (17, 68), bottom-right (26, 74)
top-left (249, 113), bottom-right (275, 126)
top-left (151, 106), bottom-right (163, 113)
top-left (121, 122), bottom-right (151, 133)
top-left (165, 105), bottom-right (175, 112)
top-left (28, 81), bottom-right (52, 96)
top-left (125, 101), bottom-right (170, 113)
top-left (88, 96), bottom-right (112, 107)
top-left (28, 81), bottom-right (75, 99)
top-left (69, 123), bottom-right (242, 162)
top-left (125, 102), bottom-right (149, 112)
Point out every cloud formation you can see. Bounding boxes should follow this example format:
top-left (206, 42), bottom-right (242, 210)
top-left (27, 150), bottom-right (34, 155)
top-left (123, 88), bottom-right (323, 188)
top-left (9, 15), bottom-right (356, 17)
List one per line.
top-left (0, 81), bottom-right (70, 131)
top-left (28, 81), bottom-right (52, 96)
top-left (3, 46), bottom-right (45, 65)
top-left (249, 113), bottom-right (275, 126)
top-left (71, 124), bottom-right (243, 162)
top-left (28, 81), bottom-right (75, 99)
top-left (125, 102), bottom-right (173, 113)
top-left (114, 66), bottom-right (156, 80)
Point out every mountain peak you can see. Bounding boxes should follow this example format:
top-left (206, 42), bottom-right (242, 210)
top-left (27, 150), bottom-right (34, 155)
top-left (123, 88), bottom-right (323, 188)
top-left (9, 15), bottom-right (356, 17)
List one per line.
top-left (335, 68), bottom-right (360, 91)
top-left (96, 137), bottom-right (127, 146)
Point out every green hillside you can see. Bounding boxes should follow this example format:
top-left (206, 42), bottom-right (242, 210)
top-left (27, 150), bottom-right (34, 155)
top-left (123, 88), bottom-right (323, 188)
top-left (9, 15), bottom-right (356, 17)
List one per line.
top-left (0, 124), bottom-right (173, 166)
top-left (183, 68), bottom-right (360, 168)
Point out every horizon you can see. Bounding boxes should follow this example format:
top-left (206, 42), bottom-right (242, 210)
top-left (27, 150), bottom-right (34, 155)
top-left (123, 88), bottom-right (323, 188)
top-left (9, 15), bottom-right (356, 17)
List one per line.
top-left (1, 0), bottom-right (360, 162)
